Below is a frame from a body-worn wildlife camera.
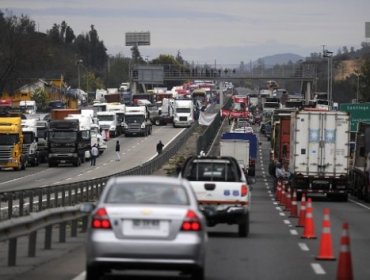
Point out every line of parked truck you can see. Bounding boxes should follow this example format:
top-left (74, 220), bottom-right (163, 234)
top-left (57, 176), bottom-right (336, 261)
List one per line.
top-left (263, 93), bottom-right (370, 203)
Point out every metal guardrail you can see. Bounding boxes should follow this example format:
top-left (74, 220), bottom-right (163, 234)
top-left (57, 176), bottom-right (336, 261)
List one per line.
top-left (197, 112), bottom-right (223, 155)
top-left (0, 205), bottom-right (87, 266)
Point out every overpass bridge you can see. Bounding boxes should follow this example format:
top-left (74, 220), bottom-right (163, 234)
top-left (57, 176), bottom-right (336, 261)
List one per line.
top-left (130, 63), bottom-right (317, 84)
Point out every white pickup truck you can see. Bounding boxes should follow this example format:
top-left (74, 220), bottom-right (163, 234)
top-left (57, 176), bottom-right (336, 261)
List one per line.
top-left (179, 156), bottom-right (252, 237)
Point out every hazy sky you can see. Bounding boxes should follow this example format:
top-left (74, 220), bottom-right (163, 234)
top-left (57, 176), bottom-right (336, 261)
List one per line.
top-left (1, 0), bottom-right (369, 65)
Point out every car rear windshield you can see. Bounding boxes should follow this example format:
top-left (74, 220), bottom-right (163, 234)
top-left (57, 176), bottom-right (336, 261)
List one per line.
top-left (184, 159), bottom-right (241, 182)
top-left (105, 182), bottom-right (190, 205)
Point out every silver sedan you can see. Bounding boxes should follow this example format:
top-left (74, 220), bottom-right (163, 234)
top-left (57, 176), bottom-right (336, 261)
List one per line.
top-left (82, 175), bottom-right (208, 280)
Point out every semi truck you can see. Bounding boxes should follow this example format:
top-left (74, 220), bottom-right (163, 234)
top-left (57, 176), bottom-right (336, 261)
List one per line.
top-left (123, 106), bottom-right (152, 136)
top-left (349, 122), bottom-right (370, 201)
top-left (173, 99), bottom-right (194, 128)
top-left (288, 109), bottom-right (351, 200)
top-left (21, 118), bottom-right (39, 166)
top-left (47, 119), bottom-right (89, 167)
top-left (36, 120), bottom-right (49, 163)
top-left (0, 117), bottom-right (27, 170)
top-left (96, 111), bottom-right (121, 138)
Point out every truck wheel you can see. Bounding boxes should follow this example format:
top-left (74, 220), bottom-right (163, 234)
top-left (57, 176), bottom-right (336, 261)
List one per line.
top-left (155, 119), bottom-right (161, 126)
top-left (238, 213), bottom-right (250, 237)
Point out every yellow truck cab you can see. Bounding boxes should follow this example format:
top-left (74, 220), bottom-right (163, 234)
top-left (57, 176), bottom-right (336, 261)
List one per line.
top-left (0, 117), bottom-right (27, 171)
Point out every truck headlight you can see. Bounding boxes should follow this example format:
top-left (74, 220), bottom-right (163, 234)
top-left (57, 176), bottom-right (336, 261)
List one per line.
top-left (109, 125), bottom-right (115, 131)
top-left (123, 123), bottom-right (128, 128)
top-left (141, 123), bottom-right (146, 128)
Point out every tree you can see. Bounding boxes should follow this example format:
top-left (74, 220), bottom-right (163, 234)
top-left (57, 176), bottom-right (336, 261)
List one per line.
top-left (130, 45), bottom-right (144, 63)
top-left (32, 87), bottom-right (48, 111)
top-left (360, 58), bottom-right (370, 101)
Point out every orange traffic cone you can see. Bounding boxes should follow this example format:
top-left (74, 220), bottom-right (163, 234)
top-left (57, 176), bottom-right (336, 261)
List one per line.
top-left (336, 222), bottom-right (353, 280)
top-left (316, 208), bottom-right (335, 260)
top-left (290, 190), bottom-right (298, 218)
top-left (301, 197), bottom-right (317, 239)
top-left (296, 193), bottom-right (306, 227)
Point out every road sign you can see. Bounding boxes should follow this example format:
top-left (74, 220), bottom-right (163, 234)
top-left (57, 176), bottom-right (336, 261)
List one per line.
top-left (339, 102), bottom-right (370, 132)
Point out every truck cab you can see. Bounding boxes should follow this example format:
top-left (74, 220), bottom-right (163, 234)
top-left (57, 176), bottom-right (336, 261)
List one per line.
top-left (123, 106), bottom-right (152, 136)
top-left (21, 118), bottom-right (39, 166)
top-left (173, 99), bottom-right (194, 128)
top-left (96, 111), bottom-right (120, 138)
top-left (0, 117), bottom-right (27, 170)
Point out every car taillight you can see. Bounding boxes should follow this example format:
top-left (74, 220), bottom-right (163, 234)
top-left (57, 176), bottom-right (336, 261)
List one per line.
top-left (249, 159), bottom-right (256, 166)
top-left (241, 184), bottom-right (248, 196)
top-left (181, 210), bottom-right (201, 231)
top-left (91, 207), bottom-right (112, 229)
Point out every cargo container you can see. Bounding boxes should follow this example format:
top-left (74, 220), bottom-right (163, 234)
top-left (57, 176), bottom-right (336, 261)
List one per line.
top-left (289, 109), bottom-right (350, 200)
top-left (221, 132), bottom-right (257, 176)
top-left (50, 109), bottom-right (81, 120)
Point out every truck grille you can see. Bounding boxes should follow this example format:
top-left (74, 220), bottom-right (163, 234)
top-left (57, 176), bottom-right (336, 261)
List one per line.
top-left (128, 123), bottom-right (141, 132)
top-left (22, 144), bottom-right (31, 156)
top-left (179, 117), bottom-right (187, 121)
top-left (50, 147), bottom-right (75, 153)
top-left (100, 125), bottom-right (110, 130)
top-left (0, 146), bottom-right (12, 161)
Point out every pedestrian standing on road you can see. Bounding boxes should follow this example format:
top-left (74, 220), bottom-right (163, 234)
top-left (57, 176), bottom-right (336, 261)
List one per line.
top-left (115, 140), bottom-right (121, 161)
top-left (90, 144), bottom-right (99, 166)
top-left (156, 140), bottom-right (164, 155)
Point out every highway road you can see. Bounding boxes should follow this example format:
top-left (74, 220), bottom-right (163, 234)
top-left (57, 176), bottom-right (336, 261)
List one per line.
top-left (2, 126), bottom-right (370, 280)
top-left (0, 125), bottom-right (186, 192)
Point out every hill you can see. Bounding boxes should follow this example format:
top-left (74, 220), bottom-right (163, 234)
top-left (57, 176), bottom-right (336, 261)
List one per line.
top-left (258, 53), bottom-right (304, 66)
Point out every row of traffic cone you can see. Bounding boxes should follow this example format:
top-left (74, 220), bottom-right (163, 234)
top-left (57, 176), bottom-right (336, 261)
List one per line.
top-left (274, 183), bottom-right (353, 279)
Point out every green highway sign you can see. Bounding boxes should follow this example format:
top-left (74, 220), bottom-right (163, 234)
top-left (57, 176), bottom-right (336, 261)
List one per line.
top-left (340, 103), bottom-right (370, 132)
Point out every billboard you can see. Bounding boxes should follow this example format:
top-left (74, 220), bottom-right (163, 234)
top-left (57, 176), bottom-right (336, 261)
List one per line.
top-left (132, 65), bottom-right (164, 84)
top-left (125, 32), bottom-right (150, 46)
top-left (340, 102), bottom-right (370, 132)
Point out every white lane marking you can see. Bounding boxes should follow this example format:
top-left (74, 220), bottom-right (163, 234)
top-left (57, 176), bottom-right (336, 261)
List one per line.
top-left (276, 207), bottom-right (282, 211)
top-left (65, 178), bottom-right (72, 181)
top-left (283, 219), bottom-right (290, 225)
top-left (290, 229), bottom-right (298, 235)
top-left (311, 263), bottom-right (326, 275)
top-left (273, 202), bottom-right (279, 205)
top-left (279, 212), bottom-right (286, 216)
top-left (298, 243), bottom-right (309, 251)
top-left (349, 199), bottom-right (370, 210)
top-left (0, 169), bottom-right (49, 186)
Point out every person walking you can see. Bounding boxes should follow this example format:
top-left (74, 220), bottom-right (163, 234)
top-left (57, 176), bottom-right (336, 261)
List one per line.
top-left (115, 140), bottom-right (121, 161)
top-left (90, 144), bottom-right (99, 166)
top-left (156, 140), bottom-right (164, 155)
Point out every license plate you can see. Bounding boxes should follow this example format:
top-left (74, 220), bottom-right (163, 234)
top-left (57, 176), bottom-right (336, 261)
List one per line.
top-left (60, 160), bottom-right (66, 163)
top-left (123, 219), bottom-right (169, 237)
top-left (133, 219), bottom-right (160, 229)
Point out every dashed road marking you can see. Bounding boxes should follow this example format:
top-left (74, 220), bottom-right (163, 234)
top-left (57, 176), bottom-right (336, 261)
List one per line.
top-left (311, 263), bottom-right (326, 275)
top-left (290, 229), bottom-right (298, 235)
top-left (298, 243), bottom-right (309, 251)
top-left (283, 219), bottom-right (290, 225)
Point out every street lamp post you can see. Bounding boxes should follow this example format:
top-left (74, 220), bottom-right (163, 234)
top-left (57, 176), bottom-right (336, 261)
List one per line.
top-left (323, 48), bottom-right (333, 104)
top-left (356, 73), bottom-right (360, 103)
